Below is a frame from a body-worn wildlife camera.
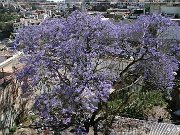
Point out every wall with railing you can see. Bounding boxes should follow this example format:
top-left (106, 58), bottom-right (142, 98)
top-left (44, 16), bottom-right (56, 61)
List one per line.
top-left (0, 52), bottom-right (23, 134)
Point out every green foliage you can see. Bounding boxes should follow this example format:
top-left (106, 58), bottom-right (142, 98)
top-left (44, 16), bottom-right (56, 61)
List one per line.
top-left (29, 115), bottom-right (37, 121)
top-left (9, 126), bottom-right (17, 133)
top-left (108, 90), bottom-right (168, 119)
top-left (0, 13), bottom-right (17, 22)
top-left (31, 5), bottom-right (38, 10)
top-left (0, 12), bottom-right (17, 39)
top-left (0, 3), bottom-right (19, 13)
top-left (23, 114), bottom-right (37, 122)
top-left (0, 22), bottom-right (13, 39)
top-left (144, 4), bottom-right (150, 12)
top-left (114, 14), bottom-right (123, 21)
top-left (175, 14), bottom-right (179, 19)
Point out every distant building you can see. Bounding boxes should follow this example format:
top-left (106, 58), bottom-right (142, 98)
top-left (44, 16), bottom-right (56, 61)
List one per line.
top-left (161, 5), bottom-right (180, 16)
top-left (65, 0), bottom-right (81, 8)
top-left (13, 10), bottom-right (50, 33)
top-left (0, 0), bottom-right (14, 2)
top-left (150, 3), bottom-right (180, 17)
top-left (13, 18), bottom-right (41, 32)
top-left (57, 2), bottom-right (66, 12)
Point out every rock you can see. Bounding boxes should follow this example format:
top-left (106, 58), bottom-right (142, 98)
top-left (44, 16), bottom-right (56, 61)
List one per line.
top-left (14, 128), bottom-right (37, 135)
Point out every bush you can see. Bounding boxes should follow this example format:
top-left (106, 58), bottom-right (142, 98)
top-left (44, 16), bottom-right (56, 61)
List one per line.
top-left (0, 13), bottom-right (17, 22)
top-left (108, 90), bottom-right (170, 120)
top-left (9, 126), bottom-right (17, 133)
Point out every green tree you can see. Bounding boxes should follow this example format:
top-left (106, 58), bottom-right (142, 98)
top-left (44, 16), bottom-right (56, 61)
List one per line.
top-left (0, 13), bottom-right (17, 22)
top-left (0, 22), bottom-right (13, 39)
top-left (144, 4), bottom-right (150, 13)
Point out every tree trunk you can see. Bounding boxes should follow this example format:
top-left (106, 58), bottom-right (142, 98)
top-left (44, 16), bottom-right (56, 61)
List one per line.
top-left (104, 127), bottom-right (110, 135)
top-left (53, 128), bottom-right (59, 135)
top-left (93, 123), bottom-right (98, 135)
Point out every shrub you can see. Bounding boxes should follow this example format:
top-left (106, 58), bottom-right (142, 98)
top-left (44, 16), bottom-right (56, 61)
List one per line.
top-left (108, 90), bottom-right (170, 120)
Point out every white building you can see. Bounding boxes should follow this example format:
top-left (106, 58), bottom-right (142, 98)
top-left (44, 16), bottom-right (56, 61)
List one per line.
top-left (161, 6), bottom-right (180, 16)
top-left (0, 0), bottom-right (14, 2)
top-left (150, 3), bottom-right (180, 16)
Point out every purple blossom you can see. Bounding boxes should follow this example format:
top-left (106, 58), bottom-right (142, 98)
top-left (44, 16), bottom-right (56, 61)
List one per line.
top-left (14, 11), bottom-right (180, 130)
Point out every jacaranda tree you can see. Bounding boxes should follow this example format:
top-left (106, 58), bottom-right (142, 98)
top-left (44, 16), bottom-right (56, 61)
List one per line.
top-left (14, 11), bottom-right (180, 134)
